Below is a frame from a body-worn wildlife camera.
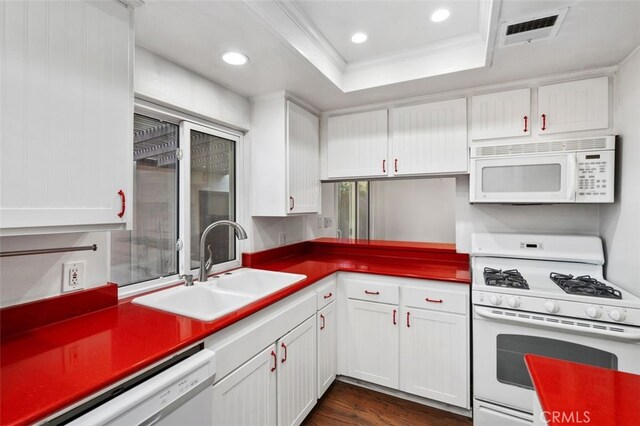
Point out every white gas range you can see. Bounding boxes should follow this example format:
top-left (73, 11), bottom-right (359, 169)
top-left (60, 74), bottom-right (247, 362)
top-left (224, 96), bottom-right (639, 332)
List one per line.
top-left (470, 233), bottom-right (640, 426)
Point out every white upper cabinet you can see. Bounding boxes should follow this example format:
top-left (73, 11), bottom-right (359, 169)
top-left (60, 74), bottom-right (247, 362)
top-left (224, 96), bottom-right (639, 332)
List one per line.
top-left (327, 109), bottom-right (388, 179)
top-left (391, 98), bottom-right (468, 175)
top-left (251, 94), bottom-right (320, 216)
top-left (0, 0), bottom-right (133, 235)
top-left (287, 102), bottom-right (320, 214)
top-left (537, 76), bottom-right (609, 135)
top-left (471, 89), bottom-right (531, 140)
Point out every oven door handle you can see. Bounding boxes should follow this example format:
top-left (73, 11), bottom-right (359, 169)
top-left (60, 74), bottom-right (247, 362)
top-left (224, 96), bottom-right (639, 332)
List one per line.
top-left (474, 306), bottom-right (640, 342)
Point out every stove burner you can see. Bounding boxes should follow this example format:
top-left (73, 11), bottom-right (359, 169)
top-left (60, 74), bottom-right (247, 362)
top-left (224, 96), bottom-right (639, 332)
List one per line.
top-left (483, 267), bottom-right (530, 289)
top-left (549, 272), bottom-right (622, 299)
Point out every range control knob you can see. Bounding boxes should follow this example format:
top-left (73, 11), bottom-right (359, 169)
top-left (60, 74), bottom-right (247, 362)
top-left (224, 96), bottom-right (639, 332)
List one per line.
top-left (608, 309), bottom-right (626, 322)
top-left (489, 294), bottom-right (502, 306)
top-left (544, 300), bottom-right (559, 314)
top-left (585, 306), bottom-right (601, 319)
top-left (507, 296), bottom-right (521, 308)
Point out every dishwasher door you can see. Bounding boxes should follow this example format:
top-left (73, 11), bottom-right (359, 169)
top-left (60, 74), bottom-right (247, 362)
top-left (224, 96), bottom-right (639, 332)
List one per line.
top-left (68, 348), bottom-right (216, 426)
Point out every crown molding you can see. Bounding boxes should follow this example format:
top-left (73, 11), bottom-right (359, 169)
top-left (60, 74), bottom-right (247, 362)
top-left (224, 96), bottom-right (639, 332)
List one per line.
top-left (244, 0), bottom-right (499, 93)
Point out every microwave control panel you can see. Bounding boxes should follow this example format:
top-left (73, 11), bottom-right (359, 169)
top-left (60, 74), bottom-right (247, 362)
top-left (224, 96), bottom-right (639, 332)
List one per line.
top-left (576, 151), bottom-right (614, 203)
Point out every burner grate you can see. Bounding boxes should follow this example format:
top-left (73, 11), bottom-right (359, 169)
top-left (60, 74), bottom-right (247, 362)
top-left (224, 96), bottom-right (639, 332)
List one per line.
top-left (483, 267), bottom-right (530, 289)
top-left (549, 272), bottom-right (622, 299)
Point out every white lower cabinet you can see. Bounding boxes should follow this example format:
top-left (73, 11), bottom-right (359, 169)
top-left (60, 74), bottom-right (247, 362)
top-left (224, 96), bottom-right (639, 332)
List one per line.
top-left (212, 315), bottom-right (317, 426)
top-left (277, 316), bottom-right (317, 426)
top-left (399, 308), bottom-right (468, 407)
top-left (347, 299), bottom-right (399, 388)
top-left (342, 273), bottom-right (470, 410)
top-left (317, 301), bottom-right (337, 397)
top-left (212, 345), bottom-right (278, 426)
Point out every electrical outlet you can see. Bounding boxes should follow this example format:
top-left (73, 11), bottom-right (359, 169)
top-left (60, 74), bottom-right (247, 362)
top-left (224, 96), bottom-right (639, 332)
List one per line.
top-left (278, 232), bottom-right (287, 246)
top-left (62, 261), bottom-right (85, 293)
top-left (324, 217), bottom-right (333, 228)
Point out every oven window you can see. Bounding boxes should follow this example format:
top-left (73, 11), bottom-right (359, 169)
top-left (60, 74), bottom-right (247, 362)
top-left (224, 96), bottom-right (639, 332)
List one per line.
top-left (482, 164), bottom-right (561, 193)
top-left (496, 335), bottom-right (618, 389)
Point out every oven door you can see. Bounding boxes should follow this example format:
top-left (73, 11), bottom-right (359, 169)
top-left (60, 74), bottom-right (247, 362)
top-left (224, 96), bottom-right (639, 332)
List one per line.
top-left (473, 305), bottom-right (640, 413)
top-left (470, 154), bottom-right (576, 203)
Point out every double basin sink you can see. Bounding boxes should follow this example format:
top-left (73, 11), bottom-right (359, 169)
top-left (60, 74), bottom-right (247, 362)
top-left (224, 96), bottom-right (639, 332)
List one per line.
top-left (132, 268), bottom-right (307, 322)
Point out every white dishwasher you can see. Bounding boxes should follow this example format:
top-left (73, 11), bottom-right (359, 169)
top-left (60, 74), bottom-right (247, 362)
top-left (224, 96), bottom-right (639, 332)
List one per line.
top-left (64, 347), bottom-right (216, 426)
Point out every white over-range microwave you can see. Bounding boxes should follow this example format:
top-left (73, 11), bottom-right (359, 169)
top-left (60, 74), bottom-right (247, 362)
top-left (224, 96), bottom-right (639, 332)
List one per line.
top-left (469, 136), bottom-right (615, 204)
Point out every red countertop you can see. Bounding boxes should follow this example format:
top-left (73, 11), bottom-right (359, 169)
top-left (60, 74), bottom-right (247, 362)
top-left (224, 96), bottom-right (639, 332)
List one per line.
top-left (525, 355), bottom-right (640, 426)
top-left (0, 239), bottom-right (469, 425)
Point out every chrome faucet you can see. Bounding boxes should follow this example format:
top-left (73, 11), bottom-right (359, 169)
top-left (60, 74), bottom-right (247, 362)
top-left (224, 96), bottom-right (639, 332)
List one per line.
top-left (198, 220), bottom-right (248, 283)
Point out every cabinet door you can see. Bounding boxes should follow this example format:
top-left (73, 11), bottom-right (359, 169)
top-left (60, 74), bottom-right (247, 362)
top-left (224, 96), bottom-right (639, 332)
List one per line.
top-left (0, 0), bottom-right (132, 234)
top-left (287, 101), bottom-right (320, 214)
top-left (277, 316), bottom-right (317, 426)
top-left (327, 110), bottom-right (388, 178)
top-left (537, 76), bottom-right (609, 135)
top-left (317, 301), bottom-right (337, 398)
top-left (212, 344), bottom-right (277, 426)
top-left (471, 89), bottom-right (531, 140)
top-left (391, 98), bottom-right (467, 175)
top-left (400, 308), bottom-right (468, 408)
top-left (347, 299), bottom-right (399, 389)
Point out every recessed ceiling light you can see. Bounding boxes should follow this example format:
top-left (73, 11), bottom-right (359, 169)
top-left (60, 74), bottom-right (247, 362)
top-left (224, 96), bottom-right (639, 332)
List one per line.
top-left (430, 8), bottom-right (450, 23)
top-left (221, 51), bottom-right (249, 66)
top-left (351, 32), bottom-right (368, 44)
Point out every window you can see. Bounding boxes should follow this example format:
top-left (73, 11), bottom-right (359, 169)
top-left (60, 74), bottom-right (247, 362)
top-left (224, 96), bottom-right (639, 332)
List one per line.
top-left (335, 178), bottom-right (456, 243)
top-left (110, 114), bottom-right (179, 286)
top-left (111, 106), bottom-right (242, 290)
top-left (335, 181), bottom-right (369, 239)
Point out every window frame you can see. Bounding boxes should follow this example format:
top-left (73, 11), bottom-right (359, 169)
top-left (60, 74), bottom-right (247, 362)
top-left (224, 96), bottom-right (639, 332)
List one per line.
top-left (117, 99), bottom-right (245, 299)
top-left (334, 180), bottom-right (370, 240)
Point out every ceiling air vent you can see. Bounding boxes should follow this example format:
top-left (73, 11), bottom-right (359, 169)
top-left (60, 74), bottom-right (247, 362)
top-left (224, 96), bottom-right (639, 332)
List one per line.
top-left (498, 8), bottom-right (568, 47)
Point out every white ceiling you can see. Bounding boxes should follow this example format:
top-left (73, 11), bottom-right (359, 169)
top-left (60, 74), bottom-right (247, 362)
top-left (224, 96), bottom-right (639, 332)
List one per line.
top-left (135, 0), bottom-right (640, 111)
top-left (295, 0), bottom-right (480, 62)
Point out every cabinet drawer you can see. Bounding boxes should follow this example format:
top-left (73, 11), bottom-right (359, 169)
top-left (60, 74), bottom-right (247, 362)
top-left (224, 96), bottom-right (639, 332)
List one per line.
top-left (316, 280), bottom-right (337, 310)
top-left (346, 279), bottom-right (399, 305)
top-left (402, 286), bottom-right (467, 315)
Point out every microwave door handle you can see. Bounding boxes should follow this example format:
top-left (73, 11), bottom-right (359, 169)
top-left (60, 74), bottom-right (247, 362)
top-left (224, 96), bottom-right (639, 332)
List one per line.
top-left (566, 153), bottom-right (578, 201)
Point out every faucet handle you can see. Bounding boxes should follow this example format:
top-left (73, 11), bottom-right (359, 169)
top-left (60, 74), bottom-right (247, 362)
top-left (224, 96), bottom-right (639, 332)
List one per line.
top-left (179, 274), bottom-right (194, 286)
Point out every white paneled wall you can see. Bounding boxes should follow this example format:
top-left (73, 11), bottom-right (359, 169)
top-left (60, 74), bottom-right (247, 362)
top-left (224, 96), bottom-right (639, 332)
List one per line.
top-left (601, 47), bottom-right (640, 292)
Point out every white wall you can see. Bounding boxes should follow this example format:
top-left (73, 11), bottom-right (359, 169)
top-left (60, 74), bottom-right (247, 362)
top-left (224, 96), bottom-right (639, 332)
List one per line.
top-left (372, 178), bottom-right (456, 243)
top-left (0, 233), bottom-right (109, 308)
top-left (135, 47), bottom-right (251, 131)
top-left (600, 47), bottom-right (640, 291)
top-left (455, 176), bottom-right (600, 253)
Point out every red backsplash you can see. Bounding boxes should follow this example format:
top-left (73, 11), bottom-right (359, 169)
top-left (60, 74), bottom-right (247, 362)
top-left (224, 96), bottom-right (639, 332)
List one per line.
top-left (1, 284), bottom-right (118, 339)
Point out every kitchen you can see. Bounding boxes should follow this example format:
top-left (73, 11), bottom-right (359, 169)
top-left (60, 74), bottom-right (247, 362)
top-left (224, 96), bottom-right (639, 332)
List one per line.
top-left (1, 0), bottom-right (639, 425)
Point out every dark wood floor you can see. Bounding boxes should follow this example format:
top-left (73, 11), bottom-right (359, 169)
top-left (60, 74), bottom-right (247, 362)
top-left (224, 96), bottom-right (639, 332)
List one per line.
top-left (303, 381), bottom-right (472, 426)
